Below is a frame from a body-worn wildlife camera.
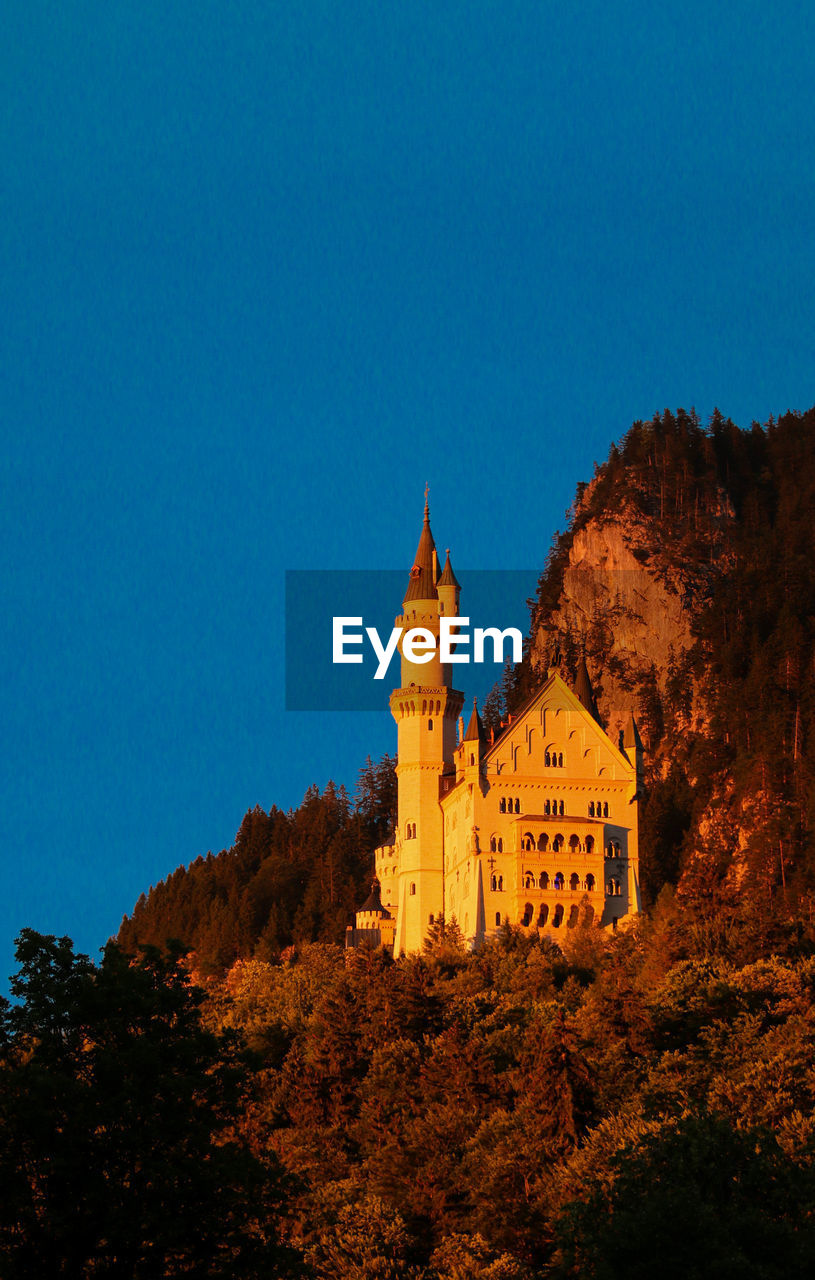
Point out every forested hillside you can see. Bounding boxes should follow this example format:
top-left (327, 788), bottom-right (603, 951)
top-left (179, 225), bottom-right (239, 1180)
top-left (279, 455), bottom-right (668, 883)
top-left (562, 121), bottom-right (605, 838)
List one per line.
top-left (15, 406), bottom-right (815, 1276)
top-left (118, 757), bottom-right (396, 972)
top-left (120, 406), bottom-right (815, 968)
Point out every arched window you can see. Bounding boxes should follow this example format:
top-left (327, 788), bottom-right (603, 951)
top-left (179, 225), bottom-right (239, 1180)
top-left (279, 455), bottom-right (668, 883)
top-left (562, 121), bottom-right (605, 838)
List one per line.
top-left (553, 834), bottom-right (563, 852)
top-left (500, 798), bottom-right (506, 813)
top-left (553, 903), bottom-right (564, 927)
top-left (585, 873), bottom-right (595, 891)
top-left (545, 799), bottom-right (551, 815)
top-left (521, 902), bottom-right (533, 926)
top-left (495, 911), bottom-right (501, 926)
top-left (428, 718), bottom-right (433, 730)
top-left (554, 871), bottom-right (565, 891)
top-left (569, 834), bottom-right (580, 852)
top-left (490, 874), bottom-right (497, 891)
top-left (422, 700), bottom-right (427, 714)
top-left (586, 836), bottom-right (594, 854)
top-left (545, 751), bottom-right (551, 766)
top-left (498, 875), bottom-right (503, 890)
top-left (589, 801), bottom-right (595, 816)
top-left (540, 871), bottom-right (549, 889)
top-left (559, 800), bottom-right (564, 816)
top-left (410, 882), bottom-right (416, 895)
top-left (524, 872), bottom-right (534, 889)
top-left (537, 833), bottom-right (548, 851)
top-left (470, 753), bottom-right (475, 765)
top-left (558, 753), bottom-right (563, 767)
top-left (568, 905), bottom-right (580, 928)
top-left (538, 903), bottom-right (549, 926)
top-left (515, 798), bottom-right (521, 814)
top-left (524, 833), bottom-right (534, 851)
top-left (570, 872), bottom-right (580, 891)
top-left (497, 838), bottom-right (503, 853)
top-left (490, 836), bottom-right (497, 852)
top-left (604, 802), bottom-right (609, 817)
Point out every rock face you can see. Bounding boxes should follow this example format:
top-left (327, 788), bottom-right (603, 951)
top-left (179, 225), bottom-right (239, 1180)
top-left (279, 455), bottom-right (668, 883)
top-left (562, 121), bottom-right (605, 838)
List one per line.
top-left (530, 484), bottom-right (734, 758)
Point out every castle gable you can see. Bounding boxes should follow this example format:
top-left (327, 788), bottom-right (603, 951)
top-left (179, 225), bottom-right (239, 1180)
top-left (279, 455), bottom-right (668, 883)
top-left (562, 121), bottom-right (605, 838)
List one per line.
top-left (486, 673), bottom-right (633, 782)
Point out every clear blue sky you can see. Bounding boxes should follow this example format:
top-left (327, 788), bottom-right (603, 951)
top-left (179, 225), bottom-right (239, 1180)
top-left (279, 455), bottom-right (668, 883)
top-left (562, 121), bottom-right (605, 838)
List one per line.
top-left (2, 1), bottom-right (813, 976)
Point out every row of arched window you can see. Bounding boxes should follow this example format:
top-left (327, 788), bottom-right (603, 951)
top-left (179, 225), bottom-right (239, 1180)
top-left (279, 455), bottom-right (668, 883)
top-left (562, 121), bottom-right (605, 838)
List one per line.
top-left (606, 840), bottom-right (622, 858)
top-left (521, 902), bottom-right (594, 929)
top-left (519, 832), bottom-right (595, 854)
top-left (544, 751), bottom-right (564, 767)
top-left (499, 797), bottom-right (522, 813)
top-left (544, 799), bottom-right (565, 816)
top-left (589, 801), bottom-right (609, 817)
top-left (523, 870), bottom-right (596, 892)
top-left (490, 874), bottom-right (504, 891)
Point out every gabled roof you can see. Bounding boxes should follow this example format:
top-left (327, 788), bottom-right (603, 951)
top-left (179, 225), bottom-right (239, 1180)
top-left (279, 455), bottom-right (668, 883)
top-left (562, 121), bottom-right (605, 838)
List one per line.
top-left (403, 496), bottom-right (438, 603)
top-left (483, 669), bottom-right (634, 775)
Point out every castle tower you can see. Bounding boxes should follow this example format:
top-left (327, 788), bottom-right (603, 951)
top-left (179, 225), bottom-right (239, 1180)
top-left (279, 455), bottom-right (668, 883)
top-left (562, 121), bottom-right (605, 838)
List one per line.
top-left (391, 496), bottom-right (464, 955)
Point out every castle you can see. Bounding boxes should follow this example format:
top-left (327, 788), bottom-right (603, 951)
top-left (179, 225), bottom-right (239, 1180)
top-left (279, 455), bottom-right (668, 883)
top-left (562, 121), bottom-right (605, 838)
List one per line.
top-left (348, 499), bottom-right (643, 955)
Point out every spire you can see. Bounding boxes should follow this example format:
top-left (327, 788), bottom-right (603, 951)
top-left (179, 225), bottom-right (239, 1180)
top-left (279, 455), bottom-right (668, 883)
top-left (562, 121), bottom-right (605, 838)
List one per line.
top-left (403, 491), bottom-right (439, 603)
top-left (574, 654), bottom-right (601, 723)
top-left (437, 547), bottom-right (461, 589)
top-left (464, 696), bottom-right (486, 743)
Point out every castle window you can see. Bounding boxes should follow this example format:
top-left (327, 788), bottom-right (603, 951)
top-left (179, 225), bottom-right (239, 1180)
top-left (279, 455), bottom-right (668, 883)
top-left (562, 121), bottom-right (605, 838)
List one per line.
top-left (428, 718), bottom-right (433, 730)
top-left (498, 875), bottom-right (503, 890)
top-left (586, 836), bottom-right (594, 854)
top-left (538, 903), bottom-right (549, 926)
top-left (524, 872), bottom-right (534, 889)
top-left (515, 799), bottom-right (521, 814)
top-left (410, 883), bottom-right (416, 895)
top-left (604, 802), bottom-right (609, 817)
top-left (552, 834), bottom-right (564, 853)
top-left (570, 872), bottom-right (580, 891)
top-left (470, 753), bottom-right (475, 766)
top-left (569, 834), bottom-right (580, 852)
top-left (545, 751), bottom-right (551, 766)
top-left (568, 905), bottom-right (580, 928)
top-left (490, 836), bottom-right (497, 852)
top-left (497, 839), bottom-right (503, 853)
top-left (540, 871), bottom-right (549, 889)
top-left (558, 753), bottom-right (563, 767)
top-left (500, 798), bottom-right (506, 813)
top-left (521, 902), bottom-right (533, 927)
top-left (554, 871), bottom-right (565, 891)
top-left (524, 833), bottom-right (534, 851)
top-left (495, 911), bottom-right (501, 926)
top-left (490, 874), bottom-right (497, 891)
top-left (589, 801), bottom-right (595, 816)
top-left (586, 873), bottom-right (595, 891)
top-left (537, 833), bottom-right (548, 851)
top-left (553, 903), bottom-right (564, 927)
top-left (559, 800), bottom-right (564, 816)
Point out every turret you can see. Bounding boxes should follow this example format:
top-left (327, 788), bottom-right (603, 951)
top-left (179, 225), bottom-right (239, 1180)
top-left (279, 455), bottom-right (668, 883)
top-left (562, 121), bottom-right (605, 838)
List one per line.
top-left (436, 548), bottom-right (461, 620)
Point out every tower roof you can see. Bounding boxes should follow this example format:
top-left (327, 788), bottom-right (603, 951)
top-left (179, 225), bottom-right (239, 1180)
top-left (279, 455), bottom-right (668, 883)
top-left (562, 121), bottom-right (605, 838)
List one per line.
top-left (359, 877), bottom-right (392, 918)
top-left (403, 492), bottom-right (439, 603)
top-left (574, 654), bottom-right (601, 723)
top-left (437, 548), bottom-right (460, 589)
top-left (464, 696), bottom-right (486, 743)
